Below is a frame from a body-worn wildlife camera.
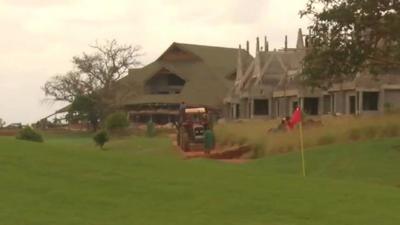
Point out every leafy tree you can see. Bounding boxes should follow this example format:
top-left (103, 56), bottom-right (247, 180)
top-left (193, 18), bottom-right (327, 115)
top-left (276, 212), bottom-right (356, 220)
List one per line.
top-left (105, 112), bottom-right (129, 132)
top-left (70, 95), bottom-right (100, 130)
top-left (43, 40), bottom-right (142, 129)
top-left (300, 0), bottom-right (400, 88)
top-left (0, 118), bottom-right (5, 128)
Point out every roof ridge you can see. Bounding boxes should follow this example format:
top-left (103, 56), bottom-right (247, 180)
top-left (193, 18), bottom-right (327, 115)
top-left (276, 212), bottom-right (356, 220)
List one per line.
top-left (174, 42), bottom-right (240, 51)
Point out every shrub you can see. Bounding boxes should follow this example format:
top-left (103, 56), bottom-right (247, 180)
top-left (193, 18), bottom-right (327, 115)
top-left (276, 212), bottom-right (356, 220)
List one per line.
top-left (105, 112), bottom-right (129, 133)
top-left (381, 124), bottom-right (400, 138)
top-left (146, 120), bottom-right (156, 137)
top-left (348, 128), bottom-right (362, 141)
top-left (237, 136), bottom-right (248, 146)
top-left (93, 130), bottom-right (109, 149)
top-left (250, 139), bottom-right (266, 158)
top-left (362, 126), bottom-right (380, 139)
top-left (16, 127), bottom-right (43, 143)
top-left (317, 134), bottom-right (336, 145)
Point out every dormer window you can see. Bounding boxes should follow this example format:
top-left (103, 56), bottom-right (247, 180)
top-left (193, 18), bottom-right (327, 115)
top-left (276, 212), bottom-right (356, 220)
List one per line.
top-left (146, 70), bottom-right (186, 95)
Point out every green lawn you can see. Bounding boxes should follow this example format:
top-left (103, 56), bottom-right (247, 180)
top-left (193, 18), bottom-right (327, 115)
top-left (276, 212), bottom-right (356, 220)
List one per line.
top-left (1, 135), bottom-right (400, 225)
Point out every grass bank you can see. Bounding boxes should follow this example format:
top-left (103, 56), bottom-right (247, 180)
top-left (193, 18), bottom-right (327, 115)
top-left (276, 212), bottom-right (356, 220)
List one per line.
top-left (215, 114), bottom-right (400, 156)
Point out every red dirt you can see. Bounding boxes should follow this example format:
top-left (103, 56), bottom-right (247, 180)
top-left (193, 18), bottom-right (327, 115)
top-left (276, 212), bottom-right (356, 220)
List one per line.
top-left (169, 134), bottom-right (251, 164)
top-left (0, 129), bottom-right (19, 136)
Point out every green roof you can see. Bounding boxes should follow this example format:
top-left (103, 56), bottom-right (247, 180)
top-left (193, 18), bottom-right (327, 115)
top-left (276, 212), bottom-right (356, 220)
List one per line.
top-left (116, 42), bottom-right (253, 108)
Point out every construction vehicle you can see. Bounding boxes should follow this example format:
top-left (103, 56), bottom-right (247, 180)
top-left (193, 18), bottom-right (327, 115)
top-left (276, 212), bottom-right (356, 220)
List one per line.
top-left (176, 107), bottom-right (212, 151)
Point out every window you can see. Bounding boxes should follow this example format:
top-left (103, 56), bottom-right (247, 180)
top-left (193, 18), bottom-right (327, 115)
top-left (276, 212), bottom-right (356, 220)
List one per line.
top-left (303, 98), bottom-right (319, 115)
top-left (292, 101), bottom-right (298, 112)
top-left (362, 92), bottom-right (379, 111)
top-left (147, 73), bottom-right (186, 94)
top-left (253, 99), bottom-right (269, 115)
top-left (168, 74), bottom-right (185, 86)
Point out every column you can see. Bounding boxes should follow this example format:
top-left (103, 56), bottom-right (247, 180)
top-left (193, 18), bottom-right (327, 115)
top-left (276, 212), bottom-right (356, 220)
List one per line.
top-left (358, 91), bottom-right (363, 115)
top-left (380, 88), bottom-right (385, 114)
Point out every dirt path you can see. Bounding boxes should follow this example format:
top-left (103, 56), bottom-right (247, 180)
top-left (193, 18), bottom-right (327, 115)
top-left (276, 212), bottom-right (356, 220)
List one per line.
top-left (168, 134), bottom-right (251, 164)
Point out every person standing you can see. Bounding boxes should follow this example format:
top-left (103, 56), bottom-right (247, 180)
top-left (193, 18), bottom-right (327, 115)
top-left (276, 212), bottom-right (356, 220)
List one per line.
top-left (204, 125), bottom-right (215, 154)
top-left (179, 101), bottom-right (186, 123)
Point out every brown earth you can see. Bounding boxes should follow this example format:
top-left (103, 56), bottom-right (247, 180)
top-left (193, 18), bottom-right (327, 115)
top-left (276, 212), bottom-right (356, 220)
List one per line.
top-left (169, 134), bottom-right (252, 164)
top-left (0, 129), bottom-right (19, 136)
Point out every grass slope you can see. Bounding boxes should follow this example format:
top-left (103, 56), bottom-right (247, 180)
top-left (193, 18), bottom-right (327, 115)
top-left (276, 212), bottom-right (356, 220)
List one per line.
top-left (1, 136), bottom-right (400, 225)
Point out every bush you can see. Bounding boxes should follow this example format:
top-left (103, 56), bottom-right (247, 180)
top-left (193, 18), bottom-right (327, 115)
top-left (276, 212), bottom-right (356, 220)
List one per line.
top-left (146, 120), bottom-right (156, 137)
top-left (105, 112), bottom-right (129, 133)
top-left (237, 136), bottom-right (248, 146)
top-left (348, 128), bottom-right (362, 141)
top-left (362, 126), bottom-right (380, 139)
top-left (250, 139), bottom-right (266, 158)
top-left (93, 130), bottom-right (109, 149)
top-left (16, 127), bottom-right (43, 143)
top-left (381, 124), bottom-right (400, 138)
top-left (317, 134), bottom-right (336, 145)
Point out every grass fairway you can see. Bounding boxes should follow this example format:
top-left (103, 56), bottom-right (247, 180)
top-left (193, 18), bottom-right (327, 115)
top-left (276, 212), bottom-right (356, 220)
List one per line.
top-left (1, 135), bottom-right (400, 225)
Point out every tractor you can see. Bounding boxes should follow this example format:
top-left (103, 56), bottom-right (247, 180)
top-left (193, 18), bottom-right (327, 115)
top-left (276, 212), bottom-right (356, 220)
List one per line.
top-left (176, 107), bottom-right (212, 151)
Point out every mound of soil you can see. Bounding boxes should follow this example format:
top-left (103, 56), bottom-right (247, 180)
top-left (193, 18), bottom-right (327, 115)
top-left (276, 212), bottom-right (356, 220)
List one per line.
top-left (207, 145), bottom-right (252, 160)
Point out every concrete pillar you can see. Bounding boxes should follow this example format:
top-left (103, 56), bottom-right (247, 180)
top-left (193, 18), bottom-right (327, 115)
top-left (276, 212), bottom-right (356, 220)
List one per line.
top-left (268, 97), bottom-right (272, 117)
top-left (296, 28), bottom-right (304, 49)
top-left (319, 96), bottom-right (324, 115)
top-left (276, 99), bottom-right (279, 118)
top-left (284, 35), bottom-right (288, 51)
top-left (256, 37), bottom-right (260, 55)
top-left (358, 91), bottom-right (363, 115)
top-left (247, 87), bottom-right (253, 119)
top-left (300, 97), bottom-right (304, 110)
top-left (342, 91), bottom-right (347, 114)
top-left (379, 88), bottom-right (385, 114)
top-left (264, 36), bottom-right (269, 52)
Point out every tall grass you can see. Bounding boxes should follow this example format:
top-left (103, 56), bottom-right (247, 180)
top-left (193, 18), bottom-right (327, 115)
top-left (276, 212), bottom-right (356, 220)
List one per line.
top-left (214, 114), bottom-right (400, 156)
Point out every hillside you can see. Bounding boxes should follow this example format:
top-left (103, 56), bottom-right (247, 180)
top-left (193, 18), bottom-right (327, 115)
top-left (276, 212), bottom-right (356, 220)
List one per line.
top-left (1, 136), bottom-right (400, 225)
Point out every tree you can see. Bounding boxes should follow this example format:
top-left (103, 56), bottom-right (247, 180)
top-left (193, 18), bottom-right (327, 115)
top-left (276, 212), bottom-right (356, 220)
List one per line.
top-left (69, 95), bottom-right (100, 130)
top-left (0, 118), bottom-right (5, 128)
top-left (300, 0), bottom-right (400, 88)
top-left (105, 112), bottom-right (129, 133)
top-left (43, 40), bottom-right (142, 129)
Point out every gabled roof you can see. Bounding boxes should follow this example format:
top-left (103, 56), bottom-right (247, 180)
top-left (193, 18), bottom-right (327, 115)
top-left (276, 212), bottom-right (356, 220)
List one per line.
top-left (169, 42), bottom-right (252, 81)
top-left (115, 42), bottom-right (252, 108)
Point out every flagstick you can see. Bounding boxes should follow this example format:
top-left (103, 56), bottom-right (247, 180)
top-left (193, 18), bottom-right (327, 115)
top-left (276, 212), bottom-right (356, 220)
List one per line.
top-left (299, 121), bottom-right (306, 177)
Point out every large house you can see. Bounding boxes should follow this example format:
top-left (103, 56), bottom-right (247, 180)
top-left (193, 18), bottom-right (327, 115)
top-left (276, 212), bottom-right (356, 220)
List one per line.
top-left (115, 42), bottom-right (253, 124)
top-left (224, 29), bottom-right (400, 120)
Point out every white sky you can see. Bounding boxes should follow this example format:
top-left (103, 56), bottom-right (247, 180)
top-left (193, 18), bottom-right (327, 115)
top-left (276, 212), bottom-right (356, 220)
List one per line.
top-left (0, 0), bottom-right (309, 124)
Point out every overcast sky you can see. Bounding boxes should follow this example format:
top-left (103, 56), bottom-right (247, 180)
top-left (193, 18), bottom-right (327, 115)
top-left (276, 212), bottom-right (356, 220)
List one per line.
top-left (0, 0), bottom-right (309, 124)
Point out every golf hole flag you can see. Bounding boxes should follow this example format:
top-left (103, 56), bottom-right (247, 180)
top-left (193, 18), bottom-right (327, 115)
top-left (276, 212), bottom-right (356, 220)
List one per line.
top-left (290, 107), bottom-right (306, 177)
top-left (289, 107), bottom-right (302, 129)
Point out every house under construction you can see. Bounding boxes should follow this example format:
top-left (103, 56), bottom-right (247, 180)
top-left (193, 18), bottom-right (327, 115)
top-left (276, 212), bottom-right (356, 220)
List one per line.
top-left (224, 28), bottom-right (400, 120)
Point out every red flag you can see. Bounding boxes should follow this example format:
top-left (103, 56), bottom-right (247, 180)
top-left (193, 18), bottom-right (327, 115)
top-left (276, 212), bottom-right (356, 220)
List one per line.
top-left (288, 107), bottom-right (302, 129)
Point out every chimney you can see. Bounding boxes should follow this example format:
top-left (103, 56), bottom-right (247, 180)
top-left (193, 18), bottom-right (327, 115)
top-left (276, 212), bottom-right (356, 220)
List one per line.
top-left (256, 37), bottom-right (260, 54)
top-left (264, 36), bottom-right (269, 52)
top-left (285, 35), bottom-right (288, 51)
top-left (246, 40), bottom-right (250, 53)
top-left (296, 28), bottom-right (304, 49)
